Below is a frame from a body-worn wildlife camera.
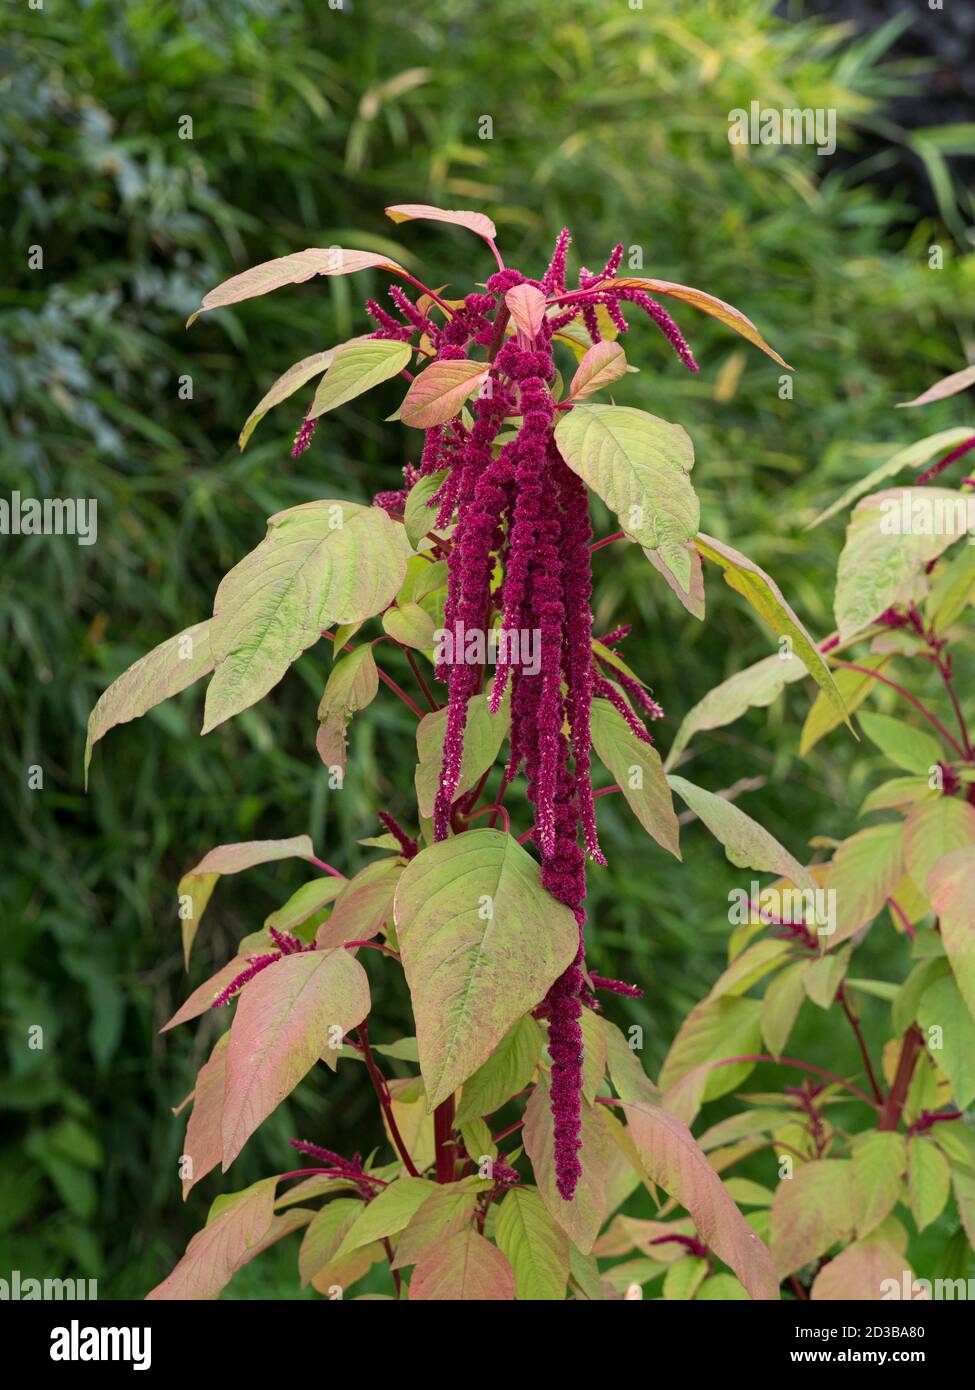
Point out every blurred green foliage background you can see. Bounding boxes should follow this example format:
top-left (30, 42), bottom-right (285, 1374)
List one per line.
top-left (2, 0), bottom-right (973, 1296)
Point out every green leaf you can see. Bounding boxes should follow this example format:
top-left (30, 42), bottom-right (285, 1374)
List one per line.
top-left (298, 1197), bottom-right (363, 1286)
top-left (659, 995), bottom-right (763, 1115)
top-left (391, 1180), bottom-right (482, 1269)
top-left (496, 1186), bottom-right (570, 1301)
top-left (760, 960), bottom-right (808, 1060)
top-left (800, 655), bottom-right (891, 758)
top-left (918, 974), bottom-right (975, 1108)
top-left (694, 533), bottom-right (849, 732)
top-left (265, 878), bottom-right (345, 935)
top-left (622, 1100), bottom-right (779, 1300)
top-left (663, 1254), bottom-right (709, 1300)
top-left (408, 1228), bottom-right (515, 1300)
top-left (850, 1132), bottom-right (906, 1238)
top-left (385, 203), bottom-right (497, 241)
top-left (667, 775), bottom-right (816, 892)
top-left (178, 836), bottom-right (314, 966)
top-left (603, 1019), bottom-right (658, 1103)
top-left (554, 404), bottom-right (698, 592)
top-left (696, 1272), bottom-right (750, 1300)
top-left (834, 488), bottom-right (969, 642)
top-left (859, 776), bottom-right (932, 816)
top-left (455, 1016), bottom-right (543, 1124)
top-left (892, 958), bottom-right (950, 1035)
top-left (907, 1137), bottom-right (951, 1232)
top-left (334, 1176), bottom-right (437, 1259)
top-left (668, 653), bottom-right (808, 768)
top-left (808, 429), bottom-right (975, 527)
top-left (204, 501), bottom-right (408, 732)
top-left (238, 341), bottom-right (367, 449)
top-left (404, 470), bottom-right (449, 546)
top-left (393, 831), bottom-right (578, 1109)
top-left (803, 943), bottom-right (852, 1009)
top-left (604, 276), bottom-right (790, 368)
top-left (905, 800), bottom-right (975, 899)
top-left (146, 1177), bottom-right (277, 1299)
top-left (308, 339), bottom-right (412, 419)
top-left (590, 698), bottom-right (680, 857)
top-left (723, 1178), bottom-right (776, 1208)
top-left (858, 711), bottom-right (942, 775)
top-left (930, 846), bottom-right (975, 1024)
top-left (825, 822), bottom-right (904, 947)
top-left (315, 645), bottom-right (380, 773)
top-left (642, 541), bottom-right (706, 619)
top-left (400, 359), bottom-right (490, 429)
top-left (187, 248), bottom-right (405, 326)
top-left (769, 1159), bottom-right (854, 1275)
top-left (414, 692), bottom-right (509, 820)
top-left (382, 601), bottom-right (436, 652)
top-left (567, 341), bottom-right (628, 401)
top-left (85, 620), bottom-right (212, 786)
top-left (580, 1009), bottom-right (607, 1104)
top-left (221, 949), bottom-right (370, 1168)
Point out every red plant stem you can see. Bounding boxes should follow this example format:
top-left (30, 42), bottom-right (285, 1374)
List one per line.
top-left (878, 1026), bottom-right (924, 1131)
top-left (278, 1166), bottom-right (387, 1188)
top-left (593, 783), bottom-right (622, 800)
top-left (486, 304), bottom-right (511, 363)
top-left (357, 1020), bottom-right (421, 1178)
top-left (488, 777), bottom-right (509, 831)
top-left (393, 270), bottom-right (455, 317)
top-left (709, 1054), bottom-right (879, 1108)
top-left (915, 434), bottom-right (975, 485)
top-left (344, 940), bottom-right (400, 959)
top-left (830, 662), bottom-right (966, 759)
top-left (790, 1274), bottom-right (808, 1301)
top-left (306, 855), bottom-right (346, 879)
top-left (404, 647), bottom-right (438, 710)
top-left (486, 238), bottom-right (505, 272)
top-left (934, 657), bottom-right (972, 757)
top-left (492, 1118), bottom-right (524, 1144)
top-left (886, 895), bottom-right (916, 941)
top-left (836, 986), bottom-right (885, 1105)
top-left (589, 531), bottom-right (626, 554)
top-left (466, 802), bottom-right (511, 833)
top-left (434, 1095), bottom-right (456, 1184)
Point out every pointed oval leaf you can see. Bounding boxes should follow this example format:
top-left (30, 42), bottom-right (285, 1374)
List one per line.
top-left (905, 800), bottom-right (975, 900)
top-left (769, 1159), bottom-right (854, 1276)
top-left (522, 1075), bottom-right (616, 1254)
top-left (897, 366), bottom-right (975, 408)
top-left (555, 404), bottom-right (698, 593)
top-left (496, 1186), bottom-right (570, 1301)
top-left (238, 339), bottom-right (368, 449)
top-left (826, 822), bottom-right (905, 947)
top-left (146, 1176), bottom-right (277, 1300)
top-left (308, 339), bottom-right (412, 420)
top-left (622, 1100), bottom-right (779, 1300)
top-left (603, 276), bottom-right (790, 368)
top-left (568, 341), bottom-right (628, 401)
top-left (221, 949), bottom-right (370, 1169)
top-left (455, 1016), bottom-right (544, 1125)
top-left (929, 845), bottom-right (975, 1024)
top-left (504, 284), bottom-right (547, 340)
top-left (178, 836), bottom-right (315, 966)
top-left (590, 698), bottom-right (680, 857)
top-left (414, 692), bottom-right (509, 820)
top-left (808, 428), bottom-right (974, 528)
top-left (810, 1239), bottom-right (913, 1300)
top-left (399, 359), bottom-right (490, 430)
top-left (334, 1176), bottom-right (438, 1260)
top-left (187, 248), bottom-right (405, 325)
top-left (85, 620), bottom-right (213, 785)
top-left (850, 1131), bottom-right (907, 1238)
top-left (907, 1136), bottom-right (951, 1232)
top-left (409, 1228), bottom-right (515, 1300)
top-left (204, 501), bottom-right (408, 733)
top-left (667, 775), bottom-right (816, 893)
top-left (694, 533), bottom-right (849, 732)
top-left (181, 1032), bottom-right (230, 1198)
top-left (394, 830), bottom-right (579, 1110)
top-left (385, 204), bottom-right (497, 241)
top-left (666, 653), bottom-right (808, 769)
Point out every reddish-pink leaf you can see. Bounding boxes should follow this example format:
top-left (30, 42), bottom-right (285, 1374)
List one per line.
top-left (504, 284), bottom-right (546, 341)
top-left (606, 277), bottom-right (791, 368)
top-left (221, 949), bottom-right (370, 1169)
top-left (622, 1100), bottom-right (779, 1300)
top-left (897, 364), bottom-right (975, 409)
top-left (146, 1176), bottom-right (277, 1300)
top-left (567, 340), bottom-right (628, 401)
top-left (523, 1073), bottom-right (615, 1254)
top-left (810, 1240), bottom-right (913, 1300)
top-left (408, 1228), bottom-right (515, 1300)
top-left (385, 204), bottom-right (497, 241)
top-left (399, 359), bottom-right (489, 430)
top-left (188, 249), bottom-right (405, 326)
top-left (182, 1031), bottom-right (229, 1198)
top-left (160, 956), bottom-right (251, 1032)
